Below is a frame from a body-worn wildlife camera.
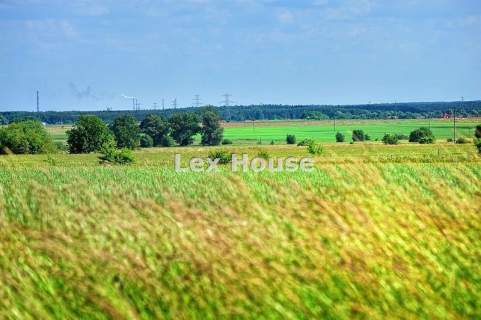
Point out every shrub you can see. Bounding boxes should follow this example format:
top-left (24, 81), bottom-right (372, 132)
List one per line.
top-left (335, 132), bottom-right (345, 143)
top-left (456, 137), bottom-right (470, 144)
top-left (67, 115), bottom-right (113, 154)
top-left (257, 150), bottom-right (270, 160)
top-left (0, 120), bottom-right (55, 154)
top-left (409, 127), bottom-right (435, 144)
top-left (222, 139), bottom-right (233, 145)
top-left (99, 147), bottom-right (135, 165)
top-left (475, 125), bottom-right (481, 139)
top-left (160, 135), bottom-right (175, 147)
top-left (447, 138), bottom-right (453, 143)
top-left (270, 140), bottom-right (275, 145)
top-left (382, 134), bottom-right (399, 145)
top-left (307, 141), bottom-right (323, 155)
top-left (395, 134), bottom-right (409, 140)
top-left (286, 135), bottom-right (296, 145)
top-left (297, 138), bottom-right (314, 146)
top-left (140, 133), bottom-right (154, 148)
top-left (208, 150), bottom-right (232, 164)
top-left (476, 139), bottom-right (481, 154)
top-left (365, 134), bottom-right (371, 141)
top-left (352, 129), bottom-right (366, 142)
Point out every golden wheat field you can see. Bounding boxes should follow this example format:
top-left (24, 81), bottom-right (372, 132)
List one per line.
top-left (0, 143), bottom-right (480, 319)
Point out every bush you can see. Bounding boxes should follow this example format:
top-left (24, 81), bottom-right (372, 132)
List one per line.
top-left (456, 137), bottom-right (470, 144)
top-left (447, 138), bottom-right (453, 143)
top-left (67, 115), bottom-right (113, 154)
top-left (475, 125), bottom-right (481, 139)
top-left (335, 132), bottom-right (345, 143)
top-left (140, 133), bottom-right (154, 148)
top-left (382, 134), bottom-right (399, 145)
top-left (286, 135), bottom-right (296, 145)
top-left (0, 120), bottom-right (55, 154)
top-left (257, 150), bottom-right (270, 160)
top-left (395, 134), bottom-right (409, 140)
top-left (99, 147), bottom-right (135, 165)
top-left (270, 140), bottom-right (275, 145)
top-left (307, 141), bottom-right (323, 155)
top-left (352, 129), bottom-right (366, 142)
top-left (160, 135), bottom-right (175, 147)
top-left (208, 150), bottom-right (232, 164)
top-left (476, 139), bottom-right (481, 154)
top-left (297, 138), bottom-right (314, 146)
top-left (409, 127), bottom-right (435, 144)
top-left (222, 139), bottom-right (233, 145)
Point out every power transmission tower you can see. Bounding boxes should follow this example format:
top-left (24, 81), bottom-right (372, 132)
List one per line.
top-left (132, 98), bottom-right (136, 111)
top-left (36, 90), bottom-right (40, 113)
top-left (193, 94), bottom-right (201, 108)
top-left (162, 98), bottom-right (165, 111)
top-left (221, 94), bottom-right (233, 107)
top-left (153, 102), bottom-right (158, 110)
top-left (172, 98), bottom-right (177, 109)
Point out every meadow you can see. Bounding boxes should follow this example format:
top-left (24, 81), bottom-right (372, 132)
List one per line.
top-left (1, 139), bottom-right (481, 319)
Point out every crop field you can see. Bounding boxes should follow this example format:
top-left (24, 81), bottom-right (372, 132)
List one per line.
top-left (47, 118), bottom-right (480, 145)
top-left (1, 141), bottom-right (481, 319)
top-left (223, 118), bottom-right (480, 143)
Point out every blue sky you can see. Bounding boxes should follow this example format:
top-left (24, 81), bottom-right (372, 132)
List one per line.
top-left (1, 0), bottom-right (480, 111)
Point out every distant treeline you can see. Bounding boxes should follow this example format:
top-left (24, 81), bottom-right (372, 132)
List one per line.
top-left (1, 100), bottom-right (480, 124)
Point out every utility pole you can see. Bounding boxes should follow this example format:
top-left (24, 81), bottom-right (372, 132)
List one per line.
top-left (36, 90), bottom-right (40, 113)
top-left (162, 98), bottom-right (165, 111)
top-left (193, 94), bottom-right (201, 108)
top-left (172, 98), bottom-right (177, 109)
top-left (132, 98), bottom-right (136, 111)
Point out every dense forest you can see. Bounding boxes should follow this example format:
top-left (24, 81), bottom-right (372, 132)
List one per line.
top-left (1, 100), bottom-right (480, 124)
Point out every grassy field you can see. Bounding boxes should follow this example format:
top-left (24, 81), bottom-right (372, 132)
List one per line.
top-left (47, 118), bottom-right (480, 145)
top-left (1, 141), bottom-right (481, 319)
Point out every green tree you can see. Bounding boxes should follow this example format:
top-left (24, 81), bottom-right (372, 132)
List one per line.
top-left (286, 134), bottom-right (296, 145)
top-left (169, 113), bottom-right (200, 146)
top-left (140, 114), bottom-right (170, 147)
top-left (0, 120), bottom-right (54, 154)
top-left (67, 115), bottom-right (113, 154)
top-left (409, 127), bottom-right (435, 144)
top-left (200, 108), bottom-right (224, 146)
top-left (335, 132), bottom-right (345, 143)
top-left (111, 115), bottom-right (141, 149)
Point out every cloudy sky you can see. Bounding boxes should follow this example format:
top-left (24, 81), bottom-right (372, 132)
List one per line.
top-left (0, 0), bottom-right (480, 111)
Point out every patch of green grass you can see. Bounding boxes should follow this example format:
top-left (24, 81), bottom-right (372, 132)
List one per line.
top-left (1, 140), bottom-right (481, 319)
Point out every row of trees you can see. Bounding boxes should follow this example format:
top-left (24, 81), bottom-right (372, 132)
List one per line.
top-left (67, 107), bottom-right (224, 154)
top-left (2, 101), bottom-right (481, 124)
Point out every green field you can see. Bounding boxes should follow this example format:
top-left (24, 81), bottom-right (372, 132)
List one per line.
top-left (47, 118), bottom-right (480, 145)
top-left (1, 140), bottom-right (481, 318)
top-left (223, 118), bottom-right (480, 143)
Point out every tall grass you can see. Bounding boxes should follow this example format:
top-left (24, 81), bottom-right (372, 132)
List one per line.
top-left (1, 158), bottom-right (480, 318)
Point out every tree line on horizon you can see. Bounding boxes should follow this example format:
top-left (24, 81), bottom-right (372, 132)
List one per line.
top-left (1, 100), bottom-right (480, 124)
